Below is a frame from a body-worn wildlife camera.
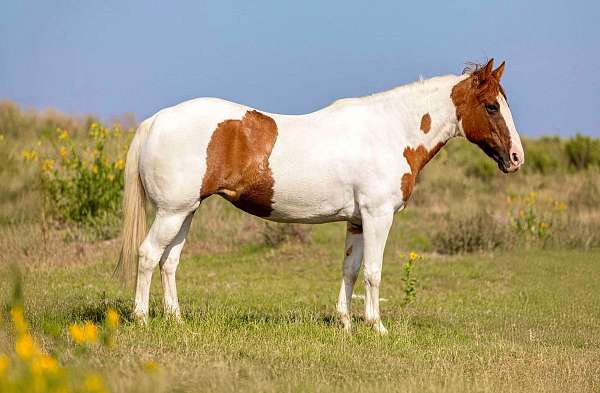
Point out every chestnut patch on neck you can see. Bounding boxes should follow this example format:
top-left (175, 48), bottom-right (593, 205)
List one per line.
top-left (420, 113), bottom-right (431, 133)
top-left (200, 110), bottom-right (278, 217)
top-left (401, 142), bottom-right (445, 202)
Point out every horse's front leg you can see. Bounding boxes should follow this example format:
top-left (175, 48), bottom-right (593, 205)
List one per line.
top-left (336, 222), bottom-right (364, 334)
top-left (361, 207), bottom-right (393, 335)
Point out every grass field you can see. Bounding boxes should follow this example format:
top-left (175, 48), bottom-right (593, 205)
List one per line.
top-left (2, 219), bottom-right (599, 392)
top-left (1, 103), bottom-right (599, 392)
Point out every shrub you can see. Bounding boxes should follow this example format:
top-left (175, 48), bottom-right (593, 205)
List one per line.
top-left (523, 144), bottom-right (560, 174)
top-left (464, 155), bottom-right (497, 181)
top-left (261, 222), bottom-right (312, 247)
top-left (433, 210), bottom-right (510, 254)
top-left (507, 192), bottom-right (566, 241)
top-left (23, 123), bottom-right (130, 239)
top-left (564, 134), bottom-right (600, 170)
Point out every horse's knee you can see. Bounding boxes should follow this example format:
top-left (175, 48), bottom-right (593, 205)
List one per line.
top-left (138, 242), bottom-right (161, 272)
top-left (363, 269), bottom-right (381, 288)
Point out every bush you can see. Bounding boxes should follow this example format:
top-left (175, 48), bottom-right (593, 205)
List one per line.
top-left (433, 210), bottom-right (510, 254)
top-left (523, 144), bottom-right (560, 174)
top-left (22, 123), bottom-right (130, 239)
top-left (564, 134), bottom-right (600, 170)
top-left (465, 156), bottom-right (496, 181)
top-left (261, 222), bottom-right (312, 247)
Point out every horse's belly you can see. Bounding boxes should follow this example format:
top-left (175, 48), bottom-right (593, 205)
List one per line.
top-left (267, 173), bottom-right (357, 223)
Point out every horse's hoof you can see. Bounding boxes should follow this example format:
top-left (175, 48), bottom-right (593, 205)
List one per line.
top-left (369, 320), bottom-right (388, 335)
top-left (133, 313), bottom-right (148, 325)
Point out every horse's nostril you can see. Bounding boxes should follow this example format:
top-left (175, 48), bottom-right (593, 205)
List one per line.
top-left (512, 152), bottom-right (519, 163)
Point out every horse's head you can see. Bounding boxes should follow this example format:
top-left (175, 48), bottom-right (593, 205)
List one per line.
top-left (451, 59), bottom-right (524, 173)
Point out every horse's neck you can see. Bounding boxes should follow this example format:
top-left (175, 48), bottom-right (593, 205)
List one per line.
top-left (344, 75), bottom-right (464, 151)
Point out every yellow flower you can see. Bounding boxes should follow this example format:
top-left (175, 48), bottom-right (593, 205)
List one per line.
top-left (83, 321), bottom-right (98, 343)
top-left (31, 354), bottom-right (59, 375)
top-left (15, 334), bottom-right (39, 360)
top-left (69, 323), bottom-right (85, 344)
top-left (143, 360), bottom-right (158, 373)
top-left (409, 251), bottom-right (418, 262)
top-left (107, 174), bottom-right (115, 182)
top-left (0, 133), bottom-right (4, 143)
top-left (42, 159), bottom-right (55, 172)
top-left (59, 146), bottom-right (69, 158)
top-left (114, 159), bottom-right (125, 170)
top-left (91, 164), bottom-right (99, 174)
top-left (10, 306), bottom-right (28, 334)
top-left (58, 129), bottom-right (70, 140)
top-left (84, 373), bottom-right (107, 393)
top-left (21, 149), bottom-right (38, 161)
top-left (69, 321), bottom-right (97, 344)
top-left (0, 354), bottom-right (9, 375)
top-left (106, 308), bottom-right (119, 330)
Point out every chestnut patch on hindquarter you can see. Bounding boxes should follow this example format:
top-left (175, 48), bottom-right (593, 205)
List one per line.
top-left (200, 110), bottom-right (278, 217)
top-left (401, 142), bottom-right (445, 202)
top-left (420, 113), bottom-right (431, 133)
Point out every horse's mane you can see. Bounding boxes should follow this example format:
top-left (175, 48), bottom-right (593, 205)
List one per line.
top-left (462, 61), bottom-right (484, 75)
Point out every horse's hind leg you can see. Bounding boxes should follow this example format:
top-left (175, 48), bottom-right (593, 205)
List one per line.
top-left (336, 222), bottom-right (364, 334)
top-left (159, 212), bottom-right (194, 321)
top-left (133, 210), bottom-right (190, 322)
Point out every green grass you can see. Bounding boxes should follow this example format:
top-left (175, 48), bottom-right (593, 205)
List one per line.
top-left (2, 223), bottom-right (599, 392)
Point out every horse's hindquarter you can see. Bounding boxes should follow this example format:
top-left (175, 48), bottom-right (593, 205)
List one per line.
top-left (139, 99), bottom-right (248, 211)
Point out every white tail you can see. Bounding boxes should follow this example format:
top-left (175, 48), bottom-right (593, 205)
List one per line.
top-left (115, 120), bottom-right (151, 287)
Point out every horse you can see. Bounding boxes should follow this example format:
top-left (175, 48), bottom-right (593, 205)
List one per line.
top-left (116, 58), bottom-right (524, 334)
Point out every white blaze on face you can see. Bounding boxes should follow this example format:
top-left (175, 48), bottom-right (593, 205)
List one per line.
top-left (497, 94), bottom-right (524, 170)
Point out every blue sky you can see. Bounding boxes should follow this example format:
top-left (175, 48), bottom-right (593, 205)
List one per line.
top-left (1, 0), bottom-right (598, 136)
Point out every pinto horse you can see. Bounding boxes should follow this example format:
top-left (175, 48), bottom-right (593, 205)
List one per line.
top-left (117, 59), bottom-right (524, 334)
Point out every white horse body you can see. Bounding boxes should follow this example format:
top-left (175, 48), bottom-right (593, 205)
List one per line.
top-left (141, 75), bottom-right (461, 223)
top-left (119, 60), bottom-right (524, 334)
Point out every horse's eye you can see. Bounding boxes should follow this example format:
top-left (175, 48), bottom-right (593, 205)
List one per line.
top-left (485, 103), bottom-right (499, 114)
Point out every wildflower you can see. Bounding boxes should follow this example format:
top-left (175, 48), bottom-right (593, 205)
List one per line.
top-left (42, 159), bottom-right (55, 172)
top-left (84, 373), bottom-right (107, 393)
top-left (106, 309), bottom-right (119, 330)
top-left (83, 321), bottom-right (98, 343)
top-left (58, 129), bottom-right (70, 140)
top-left (21, 149), bottom-right (38, 161)
top-left (59, 146), bottom-right (69, 158)
top-left (143, 360), bottom-right (159, 373)
top-left (31, 354), bottom-right (59, 375)
top-left (69, 323), bottom-right (86, 344)
top-left (107, 174), bottom-right (115, 182)
top-left (114, 159), bottom-right (125, 170)
top-left (15, 334), bottom-right (39, 360)
top-left (91, 164), bottom-right (99, 174)
top-left (0, 354), bottom-right (9, 375)
top-left (10, 306), bottom-right (28, 334)
top-left (409, 251), bottom-right (418, 262)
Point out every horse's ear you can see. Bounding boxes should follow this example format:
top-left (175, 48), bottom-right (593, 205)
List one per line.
top-left (492, 61), bottom-right (505, 81)
top-left (471, 58), bottom-right (495, 87)
top-left (481, 58), bottom-right (495, 78)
